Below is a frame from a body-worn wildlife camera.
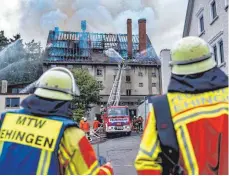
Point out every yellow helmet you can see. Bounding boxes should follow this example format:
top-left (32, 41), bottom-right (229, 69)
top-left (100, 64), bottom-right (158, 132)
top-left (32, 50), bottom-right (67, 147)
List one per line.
top-left (34, 67), bottom-right (80, 101)
top-left (170, 36), bottom-right (216, 75)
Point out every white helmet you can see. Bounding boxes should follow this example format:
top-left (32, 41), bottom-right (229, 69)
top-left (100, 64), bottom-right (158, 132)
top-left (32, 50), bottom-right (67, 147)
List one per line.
top-left (94, 117), bottom-right (97, 120)
top-left (82, 117), bottom-right (84, 119)
top-left (84, 117), bottom-right (87, 121)
top-left (170, 36), bottom-right (216, 75)
top-left (34, 67), bottom-right (80, 100)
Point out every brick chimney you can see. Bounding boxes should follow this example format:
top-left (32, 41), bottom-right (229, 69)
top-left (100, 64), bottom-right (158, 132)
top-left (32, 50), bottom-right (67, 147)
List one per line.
top-left (127, 19), bottom-right (132, 59)
top-left (138, 18), bottom-right (147, 55)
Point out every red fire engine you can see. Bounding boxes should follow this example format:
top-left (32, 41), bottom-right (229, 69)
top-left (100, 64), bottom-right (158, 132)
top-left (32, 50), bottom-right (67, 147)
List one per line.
top-left (102, 48), bottom-right (132, 138)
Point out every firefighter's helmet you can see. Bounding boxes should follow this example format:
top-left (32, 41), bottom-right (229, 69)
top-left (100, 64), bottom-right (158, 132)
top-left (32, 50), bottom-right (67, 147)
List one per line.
top-left (84, 117), bottom-right (87, 121)
top-left (34, 67), bottom-right (80, 101)
top-left (94, 117), bottom-right (97, 120)
top-left (170, 36), bottom-right (216, 75)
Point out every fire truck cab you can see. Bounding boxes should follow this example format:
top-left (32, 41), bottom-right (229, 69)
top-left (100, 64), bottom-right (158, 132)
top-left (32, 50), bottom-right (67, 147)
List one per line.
top-left (102, 106), bottom-right (132, 138)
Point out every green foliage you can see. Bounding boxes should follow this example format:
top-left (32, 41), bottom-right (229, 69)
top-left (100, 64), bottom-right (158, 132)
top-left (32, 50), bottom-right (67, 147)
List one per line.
top-left (72, 103), bottom-right (85, 123)
top-left (0, 31), bottom-right (9, 51)
top-left (9, 34), bottom-right (21, 43)
top-left (72, 68), bottom-right (103, 122)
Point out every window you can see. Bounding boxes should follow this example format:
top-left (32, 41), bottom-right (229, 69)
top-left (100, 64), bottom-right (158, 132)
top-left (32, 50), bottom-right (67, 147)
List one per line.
top-left (96, 69), bottom-right (102, 76)
top-left (152, 83), bottom-right (156, 87)
top-left (126, 89), bottom-right (131, 96)
top-left (12, 88), bottom-right (18, 94)
top-left (199, 15), bottom-right (205, 33)
top-left (139, 83), bottom-right (143, 87)
top-left (213, 45), bottom-right (218, 64)
top-left (152, 70), bottom-right (156, 77)
top-left (212, 40), bottom-right (225, 66)
top-left (210, 0), bottom-right (217, 20)
top-left (138, 72), bottom-right (143, 76)
top-left (126, 76), bottom-right (131, 82)
top-left (219, 40), bottom-right (224, 64)
top-left (5, 98), bottom-right (20, 108)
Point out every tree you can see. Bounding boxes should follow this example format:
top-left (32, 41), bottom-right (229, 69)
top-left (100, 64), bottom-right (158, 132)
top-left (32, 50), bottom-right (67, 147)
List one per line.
top-left (72, 69), bottom-right (103, 122)
top-left (9, 34), bottom-right (21, 42)
top-left (0, 30), bottom-right (9, 51)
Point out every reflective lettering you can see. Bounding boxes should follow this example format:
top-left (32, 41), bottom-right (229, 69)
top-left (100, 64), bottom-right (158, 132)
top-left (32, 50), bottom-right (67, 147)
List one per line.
top-left (27, 118), bottom-right (35, 126)
top-left (44, 138), bottom-right (54, 149)
top-left (16, 116), bottom-right (46, 128)
top-left (5, 130), bottom-right (13, 139)
top-left (0, 129), bottom-right (55, 149)
top-left (0, 129), bottom-right (6, 139)
top-left (16, 116), bottom-right (27, 125)
top-left (15, 131), bottom-right (26, 141)
top-left (34, 119), bottom-right (46, 128)
top-left (25, 134), bottom-right (34, 143)
top-left (35, 135), bottom-right (43, 146)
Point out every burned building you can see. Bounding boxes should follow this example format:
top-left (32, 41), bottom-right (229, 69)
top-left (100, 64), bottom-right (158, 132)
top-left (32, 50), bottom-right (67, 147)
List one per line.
top-left (43, 19), bottom-right (161, 119)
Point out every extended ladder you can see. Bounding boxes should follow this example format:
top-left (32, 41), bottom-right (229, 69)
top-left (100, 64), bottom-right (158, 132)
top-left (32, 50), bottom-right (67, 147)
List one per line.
top-left (107, 63), bottom-right (125, 107)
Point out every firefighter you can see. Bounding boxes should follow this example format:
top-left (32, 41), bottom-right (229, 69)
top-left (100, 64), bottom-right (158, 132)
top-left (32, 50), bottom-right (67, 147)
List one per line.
top-left (100, 105), bottom-right (105, 114)
top-left (137, 116), bottom-right (143, 132)
top-left (93, 117), bottom-right (102, 131)
top-left (0, 67), bottom-right (113, 175)
top-left (132, 116), bottom-right (138, 132)
top-left (79, 116), bottom-right (84, 129)
top-left (134, 36), bottom-right (228, 175)
top-left (82, 117), bottom-right (91, 141)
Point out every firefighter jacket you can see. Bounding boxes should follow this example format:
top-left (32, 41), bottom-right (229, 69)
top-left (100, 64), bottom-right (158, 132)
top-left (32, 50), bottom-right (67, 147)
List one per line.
top-left (79, 119), bottom-right (84, 129)
top-left (93, 120), bottom-right (101, 130)
top-left (82, 121), bottom-right (90, 133)
top-left (135, 67), bottom-right (228, 175)
top-left (0, 95), bottom-right (113, 175)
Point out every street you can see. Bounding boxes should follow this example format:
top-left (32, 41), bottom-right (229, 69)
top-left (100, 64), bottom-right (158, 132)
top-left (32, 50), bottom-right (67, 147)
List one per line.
top-left (93, 133), bottom-right (141, 175)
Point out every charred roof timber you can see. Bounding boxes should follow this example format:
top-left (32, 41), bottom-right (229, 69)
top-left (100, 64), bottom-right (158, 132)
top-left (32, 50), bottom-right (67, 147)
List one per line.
top-left (44, 20), bottom-right (160, 66)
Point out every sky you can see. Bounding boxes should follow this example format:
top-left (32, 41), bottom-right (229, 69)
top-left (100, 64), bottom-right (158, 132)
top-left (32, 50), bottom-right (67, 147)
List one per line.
top-left (0, 0), bottom-right (188, 55)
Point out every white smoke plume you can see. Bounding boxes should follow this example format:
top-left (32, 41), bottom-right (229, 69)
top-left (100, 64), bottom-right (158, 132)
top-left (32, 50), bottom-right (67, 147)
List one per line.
top-left (0, 0), bottom-right (188, 54)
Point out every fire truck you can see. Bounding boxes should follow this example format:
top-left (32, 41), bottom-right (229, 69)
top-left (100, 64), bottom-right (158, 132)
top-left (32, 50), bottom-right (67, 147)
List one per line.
top-left (102, 49), bottom-right (132, 138)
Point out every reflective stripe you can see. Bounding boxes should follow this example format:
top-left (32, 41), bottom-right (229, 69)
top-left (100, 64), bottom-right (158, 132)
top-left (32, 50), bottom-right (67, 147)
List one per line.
top-left (87, 161), bottom-right (99, 175)
top-left (174, 106), bottom-right (228, 128)
top-left (177, 126), bottom-right (198, 175)
top-left (0, 142), bottom-right (4, 157)
top-left (66, 162), bottom-right (77, 175)
top-left (100, 167), bottom-right (112, 175)
top-left (140, 140), bottom-right (160, 158)
top-left (36, 150), bottom-right (52, 175)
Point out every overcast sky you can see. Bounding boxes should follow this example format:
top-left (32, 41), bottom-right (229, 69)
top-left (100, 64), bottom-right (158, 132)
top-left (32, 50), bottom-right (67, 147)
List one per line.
top-left (0, 0), bottom-right (188, 55)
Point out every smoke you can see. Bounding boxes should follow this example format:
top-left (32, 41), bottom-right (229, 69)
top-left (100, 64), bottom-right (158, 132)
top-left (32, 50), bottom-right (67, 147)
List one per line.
top-left (1, 0), bottom-right (188, 54)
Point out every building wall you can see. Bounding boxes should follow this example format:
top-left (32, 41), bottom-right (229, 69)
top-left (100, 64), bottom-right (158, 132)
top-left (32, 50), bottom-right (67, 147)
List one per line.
top-left (160, 49), bottom-right (172, 94)
top-left (44, 64), bottom-right (161, 120)
top-left (137, 98), bottom-right (149, 128)
top-left (44, 64), bottom-right (160, 96)
top-left (0, 94), bottom-right (30, 115)
top-left (188, 0), bottom-right (228, 74)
